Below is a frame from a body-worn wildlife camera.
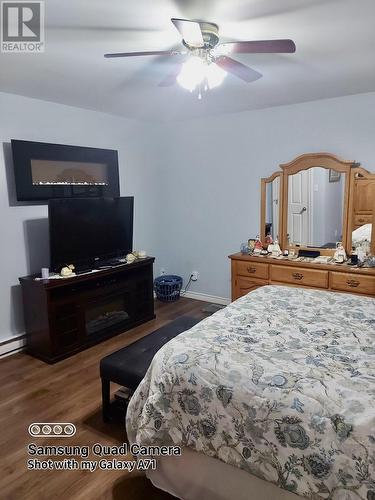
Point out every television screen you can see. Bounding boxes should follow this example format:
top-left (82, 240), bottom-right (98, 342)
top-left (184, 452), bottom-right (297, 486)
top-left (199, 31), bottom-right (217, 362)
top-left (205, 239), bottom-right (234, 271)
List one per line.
top-left (49, 197), bottom-right (134, 271)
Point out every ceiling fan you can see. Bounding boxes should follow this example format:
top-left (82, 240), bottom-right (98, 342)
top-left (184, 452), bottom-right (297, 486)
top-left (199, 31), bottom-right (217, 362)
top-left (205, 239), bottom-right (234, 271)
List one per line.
top-left (104, 18), bottom-right (296, 96)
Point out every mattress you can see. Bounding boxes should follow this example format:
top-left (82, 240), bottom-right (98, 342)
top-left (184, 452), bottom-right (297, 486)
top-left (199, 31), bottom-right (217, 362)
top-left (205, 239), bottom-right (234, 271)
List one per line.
top-left (147, 447), bottom-right (301, 500)
top-left (126, 285), bottom-right (375, 499)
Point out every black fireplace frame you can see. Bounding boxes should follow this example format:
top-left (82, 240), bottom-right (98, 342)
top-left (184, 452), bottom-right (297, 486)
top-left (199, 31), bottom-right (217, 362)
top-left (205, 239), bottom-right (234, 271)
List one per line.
top-left (11, 139), bottom-right (120, 202)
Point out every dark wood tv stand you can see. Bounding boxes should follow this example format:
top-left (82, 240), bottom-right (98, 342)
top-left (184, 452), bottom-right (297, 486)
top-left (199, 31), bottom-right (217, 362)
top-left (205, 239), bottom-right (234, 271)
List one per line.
top-left (19, 257), bottom-right (155, 363)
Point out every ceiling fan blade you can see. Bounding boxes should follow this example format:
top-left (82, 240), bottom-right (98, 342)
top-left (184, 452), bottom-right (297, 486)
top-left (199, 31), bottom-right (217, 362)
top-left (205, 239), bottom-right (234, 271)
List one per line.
top-left (215, 56), bottom-right (262, 83)
top-left (219, 39), bottom-right (296, 54)
top-left (104, 50), bottom-right (184, 58)
top-left (171, 18), bottom-right (204, 48)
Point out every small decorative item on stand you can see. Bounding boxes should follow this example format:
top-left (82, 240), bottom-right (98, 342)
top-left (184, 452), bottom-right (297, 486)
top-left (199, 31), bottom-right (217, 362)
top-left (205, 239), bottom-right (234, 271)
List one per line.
top-left (362, 239), bottom-right (371, 256)
top-left (356, 245), bottom-right (366, 265)
top-left (253, 236), bottom-right (263, 255)
top-left (334, 242), bottom-right (347, 263)
top-left (41, 267), bottom-right (49, 279)
top-left (265, 233), bottom-right (273, 245)
top-left (60, 264), bottom-right (75, 277)
top-left (248, 239), bottom-right (256, 253)
top-left (350, 247), bottom-right (358, 265)
top-left (126, 253), bottom-right (136, 264)
top-left (240, 242), bottom-right (249, 255)
top-left (271, 238), bottom-right (282, 257)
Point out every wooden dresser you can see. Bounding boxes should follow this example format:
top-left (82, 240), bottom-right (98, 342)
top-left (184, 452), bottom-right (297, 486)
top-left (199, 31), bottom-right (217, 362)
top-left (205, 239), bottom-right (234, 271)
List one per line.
top-left (229, 253), bottom-right (375, 301)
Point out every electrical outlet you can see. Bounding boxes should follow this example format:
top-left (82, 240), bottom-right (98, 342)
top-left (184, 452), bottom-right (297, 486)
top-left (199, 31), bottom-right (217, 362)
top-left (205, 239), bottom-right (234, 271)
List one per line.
top-left (160, 268), bottom-right (167, 276)
top-left (191, 271), bottom-right (199, 281)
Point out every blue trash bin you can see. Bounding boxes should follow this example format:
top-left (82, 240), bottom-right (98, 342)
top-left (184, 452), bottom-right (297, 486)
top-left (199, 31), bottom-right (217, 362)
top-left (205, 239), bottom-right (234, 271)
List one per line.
top-left (154, 275), bottom-right (183, 302)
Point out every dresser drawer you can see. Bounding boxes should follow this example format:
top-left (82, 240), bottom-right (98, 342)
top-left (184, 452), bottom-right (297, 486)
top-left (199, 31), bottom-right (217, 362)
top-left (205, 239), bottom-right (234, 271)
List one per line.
top-left (354, 214), bottom-right (372, 226)
top-left (236, 261), bottom-right (269, 280)
top-left (234, 277), bottom-right (267, 300)
top-left (271, 265), bottom-right (329, 289)
top-left (330, 272), bottom-right (375, 295)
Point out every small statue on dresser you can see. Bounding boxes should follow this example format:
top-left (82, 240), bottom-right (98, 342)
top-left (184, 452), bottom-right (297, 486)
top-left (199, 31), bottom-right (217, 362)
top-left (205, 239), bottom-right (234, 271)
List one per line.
top-left (271, 238), bottom-right (282, 257)
top-left (265, 233), bottom-right (273, 245)
top-left (334, 242), bottom-right (347, 263)
top-left (253, 236), bottom-right (263, 254)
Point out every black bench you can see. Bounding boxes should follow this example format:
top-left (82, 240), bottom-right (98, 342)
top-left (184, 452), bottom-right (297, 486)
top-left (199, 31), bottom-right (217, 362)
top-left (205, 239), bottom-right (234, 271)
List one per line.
top-left (100, 316), bottom-right (199, 422)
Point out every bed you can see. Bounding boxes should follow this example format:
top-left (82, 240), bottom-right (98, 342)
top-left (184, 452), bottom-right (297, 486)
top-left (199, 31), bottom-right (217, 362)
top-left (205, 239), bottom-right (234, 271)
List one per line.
top-left (126, 286), bottom-right (375, 499)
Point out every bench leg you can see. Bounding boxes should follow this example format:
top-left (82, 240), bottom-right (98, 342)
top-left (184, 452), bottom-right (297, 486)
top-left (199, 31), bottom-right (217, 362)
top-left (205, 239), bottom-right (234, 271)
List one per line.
top-left (102, 378), bottom-right (111, 423)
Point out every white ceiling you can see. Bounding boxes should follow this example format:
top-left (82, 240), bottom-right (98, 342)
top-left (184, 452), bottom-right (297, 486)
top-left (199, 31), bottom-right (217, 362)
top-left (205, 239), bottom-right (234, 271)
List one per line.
top-left (1, 0), bottom-right (375, 121)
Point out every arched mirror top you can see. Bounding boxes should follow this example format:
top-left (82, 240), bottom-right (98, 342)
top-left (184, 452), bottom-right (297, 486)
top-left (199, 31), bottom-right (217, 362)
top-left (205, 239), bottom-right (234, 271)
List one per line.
top-left (280, 152), bottom-right (356, 175)
top-left (263, 171), bottom-right (282, 183)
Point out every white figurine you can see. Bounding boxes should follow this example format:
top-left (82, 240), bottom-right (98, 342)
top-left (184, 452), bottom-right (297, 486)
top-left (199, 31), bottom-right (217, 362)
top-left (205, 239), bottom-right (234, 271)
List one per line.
top-left (126, 253), bottom-right (136, 264)
top-left (334, 242), bottom-right (347, 263)
top-left (271, 238), bottom-right (282, 257)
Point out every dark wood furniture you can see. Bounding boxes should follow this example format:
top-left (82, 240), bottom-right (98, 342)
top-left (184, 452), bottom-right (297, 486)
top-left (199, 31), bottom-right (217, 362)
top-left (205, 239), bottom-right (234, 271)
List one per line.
top-left (0, 297), bottom-right (207, 500)
top-left (229, 253), bottom-right (375, 301)
top-left (100, 316), bottom-right (199, 422)
top-left (19, 257), bottom-right (155, 363)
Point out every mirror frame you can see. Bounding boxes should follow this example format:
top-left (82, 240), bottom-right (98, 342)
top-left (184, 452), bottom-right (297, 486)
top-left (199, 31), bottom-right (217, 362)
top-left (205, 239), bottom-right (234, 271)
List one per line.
top-left (347, 166), bottom-right (375, 255)
top-left (260, 172), bottom-right (284, 246)
top-left (280, 153), bottom-right (354, 255)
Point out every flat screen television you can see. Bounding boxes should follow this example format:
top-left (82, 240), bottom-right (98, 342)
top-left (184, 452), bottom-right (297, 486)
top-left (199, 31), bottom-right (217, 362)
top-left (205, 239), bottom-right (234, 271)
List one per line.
top-left (12, 140), bottom-right (120, 201)
top-left (49, 197), bottom-right (134, 271)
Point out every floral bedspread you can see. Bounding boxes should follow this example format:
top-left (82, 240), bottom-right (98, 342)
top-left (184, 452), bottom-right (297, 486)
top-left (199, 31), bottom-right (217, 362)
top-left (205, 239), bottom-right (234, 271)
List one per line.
top-left (126, 286), bottom-right (375, 499)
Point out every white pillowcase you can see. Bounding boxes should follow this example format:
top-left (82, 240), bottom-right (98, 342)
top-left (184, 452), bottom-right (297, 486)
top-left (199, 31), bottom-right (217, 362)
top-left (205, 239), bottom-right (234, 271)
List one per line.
top-left (352, 223), bottom-right (372, 246)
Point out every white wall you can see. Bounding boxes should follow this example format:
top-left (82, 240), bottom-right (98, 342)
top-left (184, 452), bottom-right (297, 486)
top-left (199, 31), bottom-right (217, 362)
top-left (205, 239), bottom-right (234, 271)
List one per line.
top-left (0, 92), bottom-right (162, 342)
top-left (2, 90), bottom-right (375, 342)
top-left (155, 92), bottom-right (375, 300)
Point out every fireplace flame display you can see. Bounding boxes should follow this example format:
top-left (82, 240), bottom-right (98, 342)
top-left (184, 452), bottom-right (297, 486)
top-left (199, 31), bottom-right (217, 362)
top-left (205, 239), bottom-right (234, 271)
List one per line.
top-left (31, 159), bottom-right (109, 186)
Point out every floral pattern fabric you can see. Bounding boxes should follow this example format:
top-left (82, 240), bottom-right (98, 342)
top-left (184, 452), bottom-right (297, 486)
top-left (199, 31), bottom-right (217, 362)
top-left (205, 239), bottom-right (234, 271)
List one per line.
top-left (126, 285), bottom-right (375, 499)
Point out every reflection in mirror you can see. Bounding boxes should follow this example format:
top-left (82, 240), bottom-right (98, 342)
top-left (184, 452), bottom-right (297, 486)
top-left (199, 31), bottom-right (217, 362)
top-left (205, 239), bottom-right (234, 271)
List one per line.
top-left (352, 224), bottom-right (372, 251)
top-left (287, 167), bottom-right (345, 248)
top-left (265, 176), bottom-right (280, 241)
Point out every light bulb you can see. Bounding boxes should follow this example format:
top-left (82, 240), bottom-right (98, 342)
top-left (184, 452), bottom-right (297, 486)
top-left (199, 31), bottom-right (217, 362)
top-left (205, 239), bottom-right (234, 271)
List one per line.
top-left (177, 56), bottom-right (206, 91)
top-left (206, 62), bottom-right (227, 89)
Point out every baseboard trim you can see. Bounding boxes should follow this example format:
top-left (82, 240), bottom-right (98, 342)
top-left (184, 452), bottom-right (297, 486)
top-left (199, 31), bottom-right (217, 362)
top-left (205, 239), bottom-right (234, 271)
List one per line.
top-left (0, 335), bottom-right (26, 358)
top-left (182, 291), bottom-right (230, 306)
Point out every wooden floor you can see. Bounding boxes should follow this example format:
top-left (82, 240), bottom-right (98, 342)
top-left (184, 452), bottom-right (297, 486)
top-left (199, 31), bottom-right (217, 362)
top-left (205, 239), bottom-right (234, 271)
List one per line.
top-left (0, 298), bottom-right (211, 500)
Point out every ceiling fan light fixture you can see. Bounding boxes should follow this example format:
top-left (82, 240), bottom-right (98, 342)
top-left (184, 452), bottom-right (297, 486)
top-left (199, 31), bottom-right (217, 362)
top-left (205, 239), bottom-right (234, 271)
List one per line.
top-left (177, 55), bottom-right (227, 93)
top-left (206, 62), bottom-right (227, 89)
top-left (176, 56), bottom-right (206, 91)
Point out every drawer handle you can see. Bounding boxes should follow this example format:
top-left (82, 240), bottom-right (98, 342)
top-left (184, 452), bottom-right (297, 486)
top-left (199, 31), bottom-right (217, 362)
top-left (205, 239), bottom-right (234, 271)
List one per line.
top-left (347, 279), bottom-right (360, 288)
top-left (247, 266), bottom-right (257, 274)
top-left (292, 272), bottom-right (304, 281)
top-left (358, 219), bottom-right (365, 223)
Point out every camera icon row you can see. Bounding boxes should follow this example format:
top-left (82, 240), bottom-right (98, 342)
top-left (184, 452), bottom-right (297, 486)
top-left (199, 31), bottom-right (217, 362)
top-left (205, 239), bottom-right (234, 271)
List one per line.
top-left (28, 423), bottom-right (76, 437)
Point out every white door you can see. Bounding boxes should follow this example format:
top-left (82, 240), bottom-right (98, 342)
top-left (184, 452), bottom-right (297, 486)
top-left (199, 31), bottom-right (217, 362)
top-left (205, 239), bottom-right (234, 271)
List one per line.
top-left (288, 170), bottom-right (310, 245)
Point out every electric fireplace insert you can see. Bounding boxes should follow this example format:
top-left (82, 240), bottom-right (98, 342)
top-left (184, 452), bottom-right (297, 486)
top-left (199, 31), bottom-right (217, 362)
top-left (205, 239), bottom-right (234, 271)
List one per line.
top-left (11, 139), bottom-right (120, 201)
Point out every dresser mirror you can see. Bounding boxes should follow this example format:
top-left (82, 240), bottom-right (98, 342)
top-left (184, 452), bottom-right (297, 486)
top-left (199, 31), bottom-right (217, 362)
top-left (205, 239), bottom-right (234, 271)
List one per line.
top-left (260, 153), bottom-right (375, 256)
top-left (260, 172), bottom-right (283, 243)
top-left (348, 168), bottom-right (375, 255)
top-left (286, 166), bottom-right (346, 249)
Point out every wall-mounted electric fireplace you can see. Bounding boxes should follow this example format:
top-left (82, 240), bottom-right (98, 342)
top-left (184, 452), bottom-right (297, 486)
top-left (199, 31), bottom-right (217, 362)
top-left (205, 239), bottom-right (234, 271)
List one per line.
top-left (11, 140), bottom-right (120, 201)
